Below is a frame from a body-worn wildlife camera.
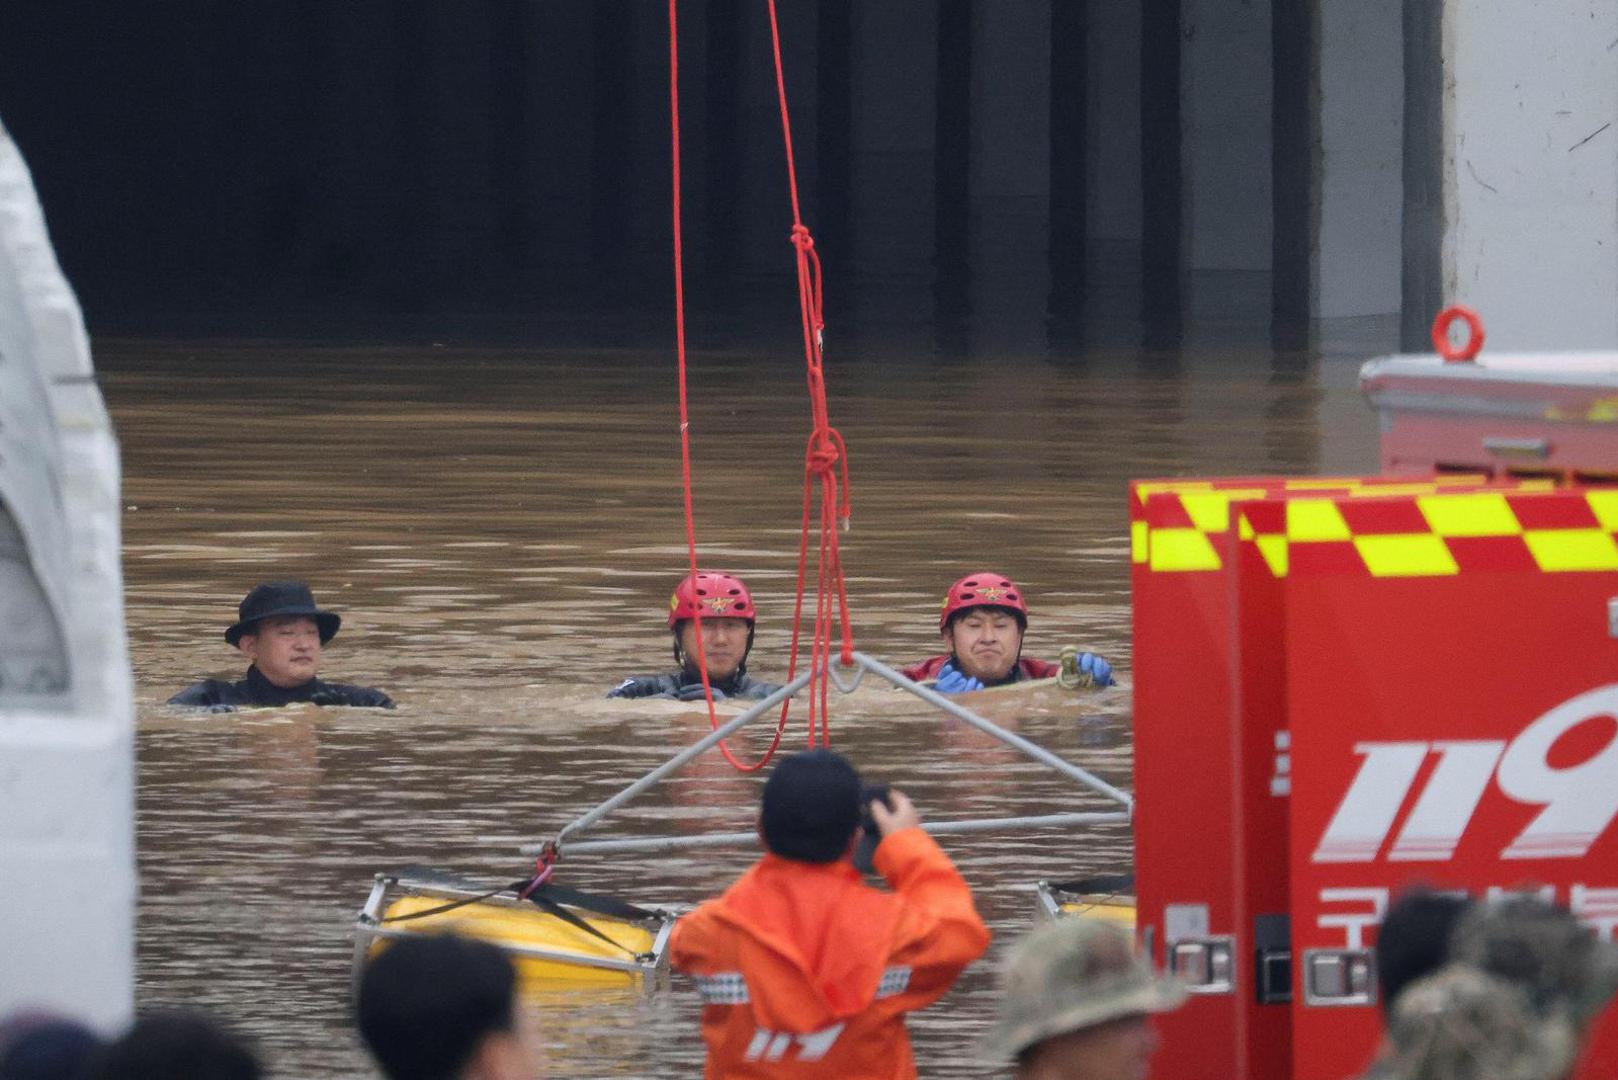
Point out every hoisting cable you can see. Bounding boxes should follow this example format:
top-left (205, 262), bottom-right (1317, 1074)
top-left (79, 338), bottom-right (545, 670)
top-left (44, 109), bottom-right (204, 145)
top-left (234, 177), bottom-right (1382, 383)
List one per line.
top-left (765, 0), bottom-right (854, 751)
top-left (665, 0), bottom-right (852, 771)
top-left (667, 0), bottom-right (791, 772)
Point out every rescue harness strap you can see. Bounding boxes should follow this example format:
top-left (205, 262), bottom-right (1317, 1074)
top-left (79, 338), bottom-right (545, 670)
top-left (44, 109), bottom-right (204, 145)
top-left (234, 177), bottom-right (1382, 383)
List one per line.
top-left (375, 875), bottom-right (659, 961)
top-left (1047, 873), bottom-right (1135, 897)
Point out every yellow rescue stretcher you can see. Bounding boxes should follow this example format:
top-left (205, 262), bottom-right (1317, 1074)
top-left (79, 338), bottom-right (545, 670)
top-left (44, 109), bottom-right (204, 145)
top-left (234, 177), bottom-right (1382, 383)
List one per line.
top-left (354, 871), bottom-right (678, 988)
top-left (1035, 874), bottom-right (1137, 928)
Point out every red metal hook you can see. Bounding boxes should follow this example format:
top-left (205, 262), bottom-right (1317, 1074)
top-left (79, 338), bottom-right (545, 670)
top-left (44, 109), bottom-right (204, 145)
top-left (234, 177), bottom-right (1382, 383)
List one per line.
top-left (1431, 305), bottom-right (1486, 363)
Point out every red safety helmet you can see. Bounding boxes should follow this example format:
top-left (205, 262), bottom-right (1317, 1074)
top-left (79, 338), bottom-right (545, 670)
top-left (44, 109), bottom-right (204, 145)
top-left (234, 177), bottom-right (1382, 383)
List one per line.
top-left (939, 572), bottom-right (1028, 631)
top-left (668, 571), bottom-right (756, 628)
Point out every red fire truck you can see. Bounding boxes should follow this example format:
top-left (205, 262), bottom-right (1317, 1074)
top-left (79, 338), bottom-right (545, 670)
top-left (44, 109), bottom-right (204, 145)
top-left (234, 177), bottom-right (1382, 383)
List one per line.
top-left (1132, 312), bottom-right (1618, 1079)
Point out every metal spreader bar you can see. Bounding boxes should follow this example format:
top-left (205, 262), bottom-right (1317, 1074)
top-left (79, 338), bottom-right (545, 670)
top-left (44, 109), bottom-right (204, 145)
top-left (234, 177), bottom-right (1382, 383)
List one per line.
top-left (554, 811), bottom-right (1132, 857)
top-left (848, 651), bottom-right (1135, 810)
top-left (524, 670), bottom-right (815, 856)
top-left (525, 651), bottom-right (1133, 858)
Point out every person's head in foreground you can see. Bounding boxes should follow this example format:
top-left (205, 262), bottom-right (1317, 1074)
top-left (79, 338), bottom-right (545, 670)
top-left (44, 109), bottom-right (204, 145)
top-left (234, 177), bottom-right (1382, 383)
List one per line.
top-left (668, 570), bottom-right (757, 684)
top-left (1376, 887), bottom-right (1477, 1014)
top-left (759, 746), bottom-right (865, 862)
top-left (0, 1011), bottom-right (101, 1080)
top-left (981, 917), bottom-right (1186, 1080)
top-left (1379, 965), bottom-right (1579, 1080)
top-left (938, 572), bottom-right (1031, 684)
top-left (78, 1012), bottom-right (260, 1080)
top-left (226, 579), bottom-right (342, 688)
top-left (357, 932), bottom-right (535, 1080)
top-left (1447, 891), bottom-right (1618, 1033)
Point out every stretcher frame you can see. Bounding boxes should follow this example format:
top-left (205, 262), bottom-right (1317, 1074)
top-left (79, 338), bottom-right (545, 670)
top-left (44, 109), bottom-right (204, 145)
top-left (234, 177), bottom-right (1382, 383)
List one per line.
top-left (523, 652), bottom-right (1132, 860)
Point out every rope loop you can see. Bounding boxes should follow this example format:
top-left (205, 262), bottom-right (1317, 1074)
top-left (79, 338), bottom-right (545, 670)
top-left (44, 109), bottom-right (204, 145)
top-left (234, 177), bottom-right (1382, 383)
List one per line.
top-left (806, 436), bottom-right (840, 474)
top-left (518, 844), bottom-right (559, 900)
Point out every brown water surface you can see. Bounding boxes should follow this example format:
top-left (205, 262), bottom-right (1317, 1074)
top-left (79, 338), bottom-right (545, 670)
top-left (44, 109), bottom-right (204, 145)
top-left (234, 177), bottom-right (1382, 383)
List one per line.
top-left (108, 332), bottom-right (1380, 1077)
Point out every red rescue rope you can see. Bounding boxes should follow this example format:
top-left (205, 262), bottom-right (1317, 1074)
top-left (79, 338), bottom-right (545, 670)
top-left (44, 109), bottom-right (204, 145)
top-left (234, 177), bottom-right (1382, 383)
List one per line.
top-left (765, 0), bottom-right (854, 749)
top-left (666, 0), bottom-right (852, 770)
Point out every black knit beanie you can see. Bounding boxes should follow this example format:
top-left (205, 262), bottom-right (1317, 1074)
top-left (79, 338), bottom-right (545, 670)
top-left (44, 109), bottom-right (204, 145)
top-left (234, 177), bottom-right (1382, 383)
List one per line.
top-left (760, 749), bottom-right (863, 863)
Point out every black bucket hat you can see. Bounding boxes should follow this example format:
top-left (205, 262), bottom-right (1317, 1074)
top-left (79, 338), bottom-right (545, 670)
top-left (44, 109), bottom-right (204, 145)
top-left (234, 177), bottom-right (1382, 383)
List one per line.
top-left (224, 581), bottom-right (341, 646)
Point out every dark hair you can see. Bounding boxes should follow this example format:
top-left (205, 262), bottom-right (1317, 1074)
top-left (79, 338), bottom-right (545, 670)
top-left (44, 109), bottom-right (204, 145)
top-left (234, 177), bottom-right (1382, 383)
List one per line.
top-left (760, 749), bottom-right (862, 863)
top-left (79, 1012), bottom-right (260, 1080)
top-left (356, 934), bottom-right (518, 1080)
top-left (1375, 888), bottom-right (1475, 1014)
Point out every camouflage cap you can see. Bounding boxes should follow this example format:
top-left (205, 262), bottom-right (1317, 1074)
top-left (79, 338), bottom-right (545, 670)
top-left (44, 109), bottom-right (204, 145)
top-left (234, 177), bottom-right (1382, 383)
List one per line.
top-left (1381, 965), bottom-right (1578, 1080)
top-left (1448, 892), bottom-right (1618, 1029)
top-left (978, 917), bottom-right (1186, 1064)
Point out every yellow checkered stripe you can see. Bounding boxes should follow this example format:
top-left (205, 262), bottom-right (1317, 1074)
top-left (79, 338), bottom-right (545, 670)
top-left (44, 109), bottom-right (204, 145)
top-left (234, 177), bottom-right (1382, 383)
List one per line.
top-left (1134, 480), bottom-right (1579, 576)
top-left (1243, 490), bottom-right (1618, 578)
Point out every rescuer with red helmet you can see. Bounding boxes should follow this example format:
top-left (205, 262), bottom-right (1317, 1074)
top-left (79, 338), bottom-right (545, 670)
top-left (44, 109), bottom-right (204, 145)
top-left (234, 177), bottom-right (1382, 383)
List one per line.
top-left (607, 570), bottom-right (785, 701)
top-left (897, 572), bottom-right (1114, 693)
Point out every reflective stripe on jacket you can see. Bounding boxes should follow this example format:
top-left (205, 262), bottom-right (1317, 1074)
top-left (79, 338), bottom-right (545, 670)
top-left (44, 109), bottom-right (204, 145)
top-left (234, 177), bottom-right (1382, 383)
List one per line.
top-left (669, 828), bottom-right (989, 1079)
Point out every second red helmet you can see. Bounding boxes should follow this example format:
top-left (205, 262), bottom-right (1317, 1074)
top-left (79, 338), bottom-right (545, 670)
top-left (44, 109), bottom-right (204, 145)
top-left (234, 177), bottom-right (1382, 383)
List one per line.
top-left (668, 571), bottom-right (756, 628)
top-left (939, 572), bottom-right (1028, 631)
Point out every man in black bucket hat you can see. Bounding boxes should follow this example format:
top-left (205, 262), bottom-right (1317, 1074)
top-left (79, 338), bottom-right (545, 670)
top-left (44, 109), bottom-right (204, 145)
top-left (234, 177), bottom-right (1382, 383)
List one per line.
top-left (167, 581), bottom-right (394, 711)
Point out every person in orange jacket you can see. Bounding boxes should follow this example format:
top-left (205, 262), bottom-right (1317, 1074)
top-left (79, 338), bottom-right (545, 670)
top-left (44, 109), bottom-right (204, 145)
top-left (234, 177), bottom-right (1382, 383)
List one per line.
top-left (669, 749), bottom-right (991, 1079)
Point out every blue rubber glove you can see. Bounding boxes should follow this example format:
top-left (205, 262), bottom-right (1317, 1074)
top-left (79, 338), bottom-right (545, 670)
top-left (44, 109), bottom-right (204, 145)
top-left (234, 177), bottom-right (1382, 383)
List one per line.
top-left (1076, 652), bottom-right (1114, 688)
top-left (934, 662), bottom-right (984, 694)
top-left (676, 682), bottom-right (727, 702)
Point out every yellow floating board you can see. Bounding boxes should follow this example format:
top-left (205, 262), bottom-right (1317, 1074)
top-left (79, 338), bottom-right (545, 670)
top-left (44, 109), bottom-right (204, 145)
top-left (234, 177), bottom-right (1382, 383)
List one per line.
top-left (1035, 879), bottom-right (1137, 929)
top-left (355, 876), bottom-right (675, 988)
top-left (1055, 896), bottom-right (1137, 928)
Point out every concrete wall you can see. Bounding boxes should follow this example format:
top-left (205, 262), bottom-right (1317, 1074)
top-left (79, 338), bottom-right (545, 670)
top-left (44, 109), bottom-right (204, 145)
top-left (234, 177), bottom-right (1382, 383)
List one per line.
top-left (1315, 1), bottom-right (1403, 318)
top-left (0, 117), bottom-right (133, 1031)
top-left (1441, 0), bottom-right (1618, 350)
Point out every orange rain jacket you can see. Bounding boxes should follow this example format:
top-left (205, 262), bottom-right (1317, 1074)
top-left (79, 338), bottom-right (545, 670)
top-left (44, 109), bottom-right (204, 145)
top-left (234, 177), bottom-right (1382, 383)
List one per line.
top-left (669, 828), bottom-right (990, 1080)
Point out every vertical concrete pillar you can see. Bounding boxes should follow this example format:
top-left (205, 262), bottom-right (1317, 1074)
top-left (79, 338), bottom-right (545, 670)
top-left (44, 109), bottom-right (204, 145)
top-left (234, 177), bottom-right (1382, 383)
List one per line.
top-left (0, 118), bottom-right (133, 1032)
top-left (966, 1), bottom-right (1051, 351)
top-left (1439, 0), bottom-right (1618, 350)
top-left (1401, 0), bottom-right (1444, 348)
top-left (1180, 0), bottom-right (1272, 314)
top-left (1141, 0), bottom-right (1184, 333)
top-left (1087, 0), bottom-right (1143, 259)
top-left (737, 1), bottom-right (819, 285)
top-left (1313, 2), bottom-right (1403, 319)
top-left (530, 3), bottom-right (597, 296)
top-left (848, 0), bottom-right (939, 322)
top-left (813, 0), bottom-right (854, 298)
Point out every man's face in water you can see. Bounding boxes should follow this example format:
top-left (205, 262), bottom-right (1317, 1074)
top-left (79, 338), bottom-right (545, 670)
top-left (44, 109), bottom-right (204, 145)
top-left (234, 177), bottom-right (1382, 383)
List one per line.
top-left (944, 607), bottom-right (1024, 682)
top-left (239, 615), bottom-right (322, 688)
top-left (678, 617), bottom-right (750, 682)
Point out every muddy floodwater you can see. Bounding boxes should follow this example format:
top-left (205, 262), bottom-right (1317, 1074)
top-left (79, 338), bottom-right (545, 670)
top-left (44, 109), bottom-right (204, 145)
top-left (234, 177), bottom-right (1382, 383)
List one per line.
top-left (107, 326), bottom-right (1380, 1077)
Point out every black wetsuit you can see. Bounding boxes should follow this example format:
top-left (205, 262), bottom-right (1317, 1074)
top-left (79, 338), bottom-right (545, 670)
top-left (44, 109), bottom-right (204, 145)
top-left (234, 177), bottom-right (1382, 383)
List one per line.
top-left (167, 665), bottom-right (394, 711)
top-left (608, 666), bottom-right (783, 701)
